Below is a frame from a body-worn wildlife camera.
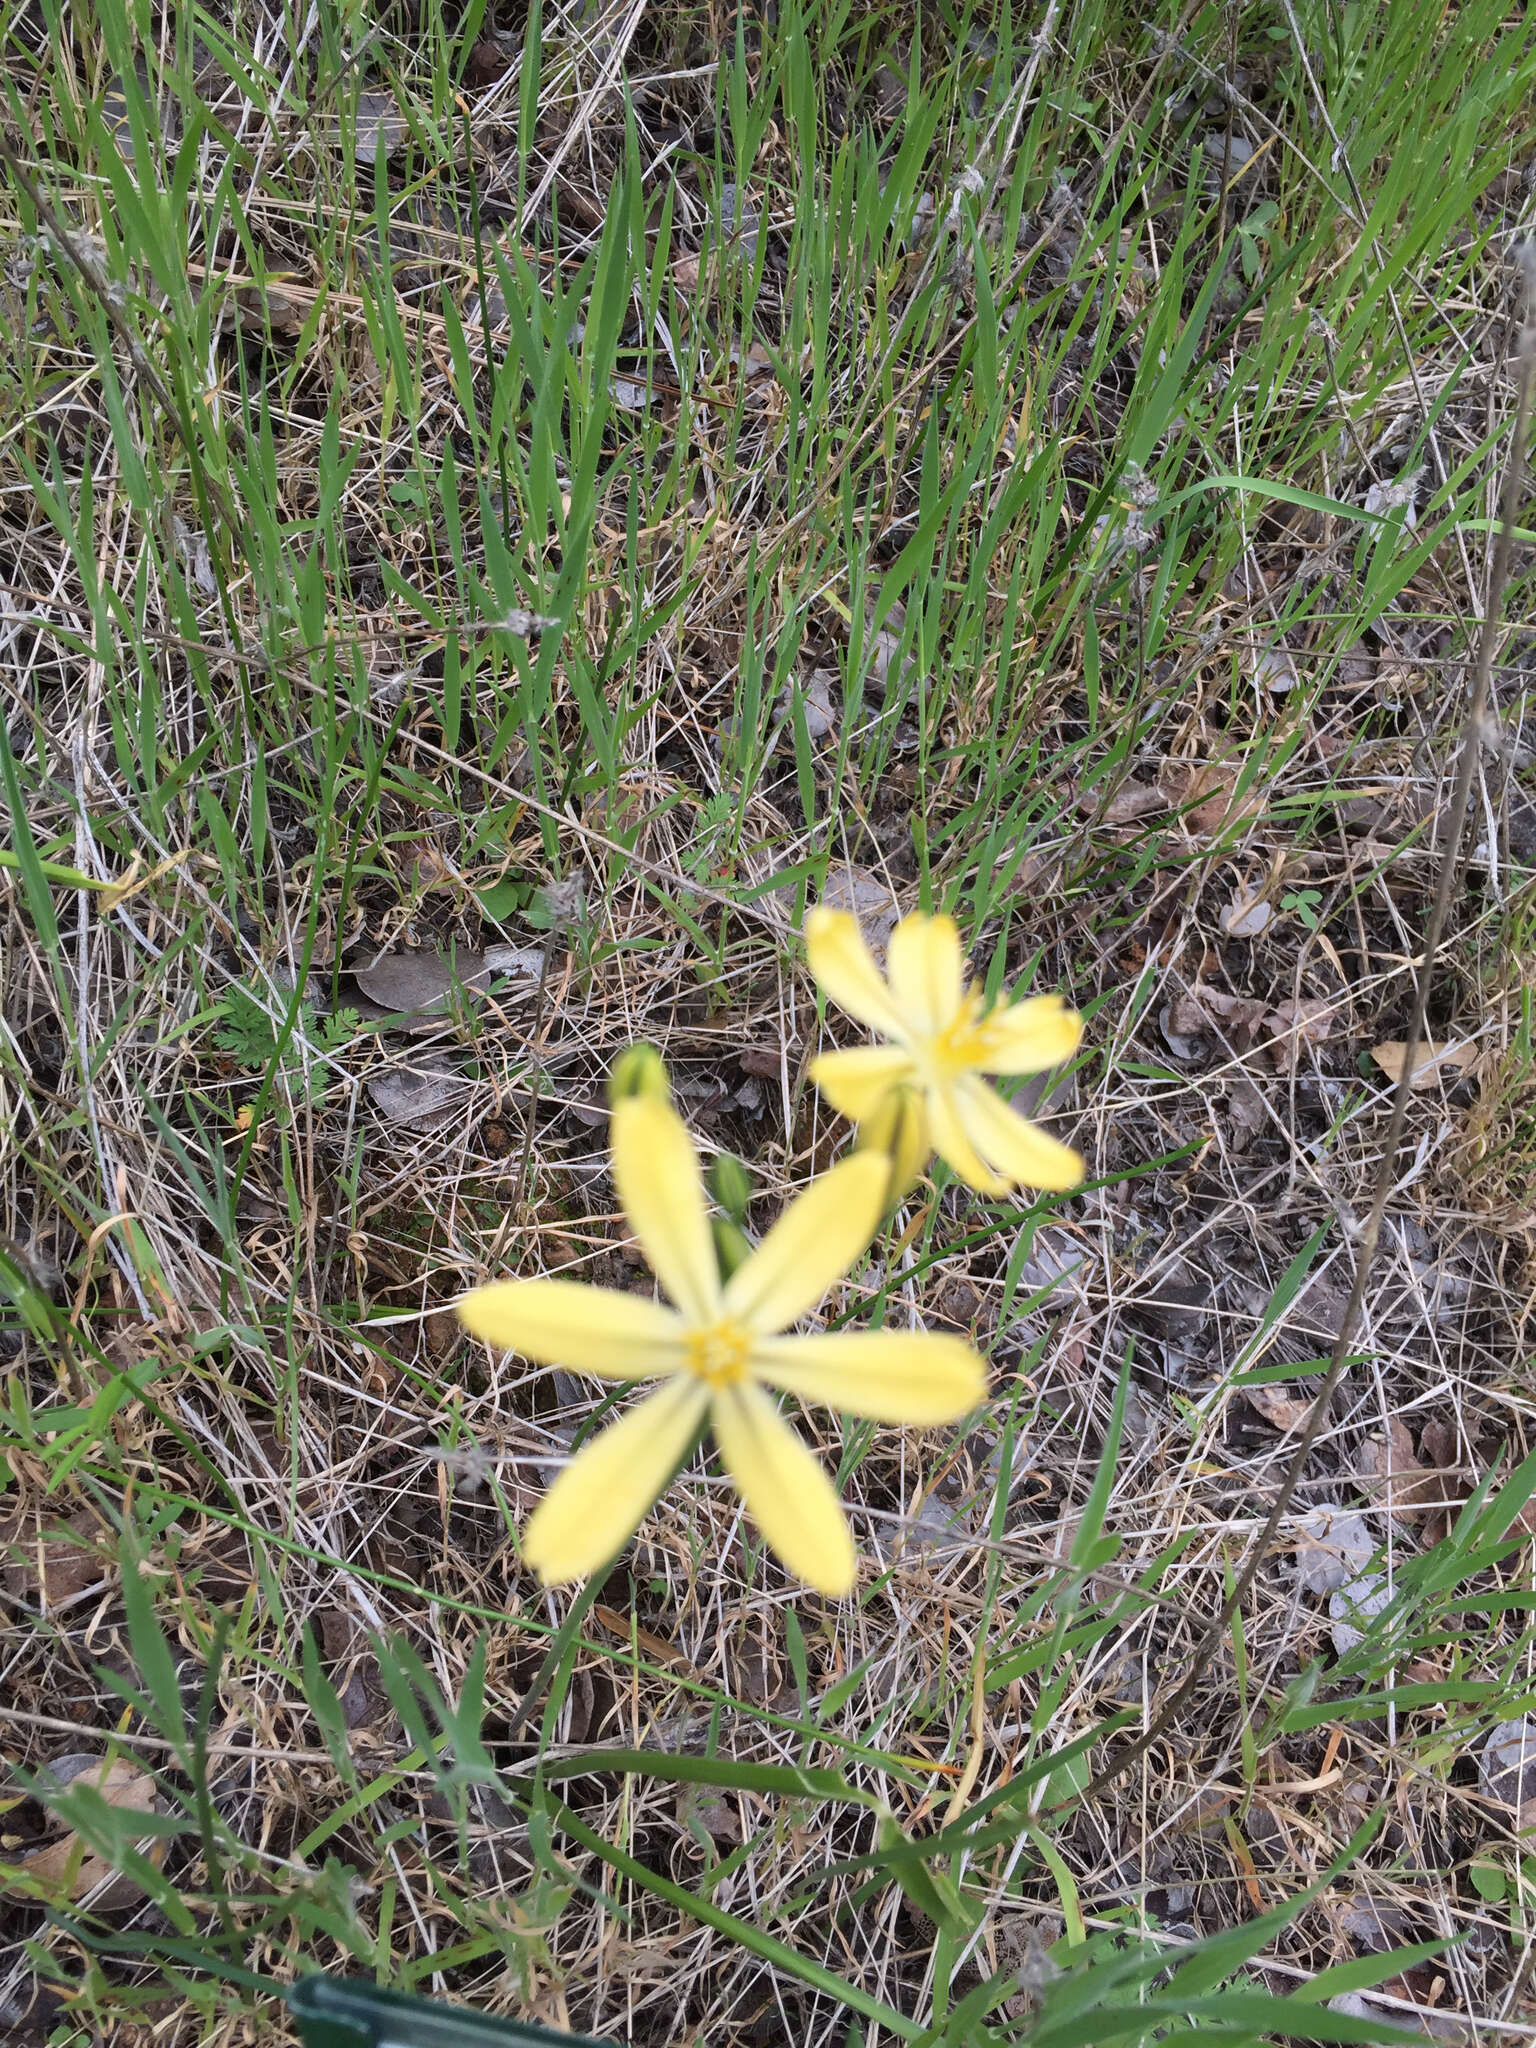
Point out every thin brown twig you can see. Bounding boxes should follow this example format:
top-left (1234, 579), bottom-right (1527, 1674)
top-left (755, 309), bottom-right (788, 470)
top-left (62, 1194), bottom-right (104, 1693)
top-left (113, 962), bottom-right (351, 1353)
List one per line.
top-left (1070, 247), bottom-right (1536, 1811)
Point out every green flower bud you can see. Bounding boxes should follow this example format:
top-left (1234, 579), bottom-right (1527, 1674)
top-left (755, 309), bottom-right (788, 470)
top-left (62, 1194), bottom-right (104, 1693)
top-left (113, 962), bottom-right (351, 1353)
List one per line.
top-left (712, 1215), bottom-right (753, 1282)
top-left (608, 1043), bottom-right (671, 1107)
top-left (709, 1151), bottom-right (753, 1226)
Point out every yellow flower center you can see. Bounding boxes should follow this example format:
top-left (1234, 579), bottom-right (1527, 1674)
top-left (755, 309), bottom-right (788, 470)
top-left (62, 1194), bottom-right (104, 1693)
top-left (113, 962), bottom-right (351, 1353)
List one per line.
top-left (923, 993), bottom-right (989, 1078)
top-left (684, 1321), bottom-right (753, 1389)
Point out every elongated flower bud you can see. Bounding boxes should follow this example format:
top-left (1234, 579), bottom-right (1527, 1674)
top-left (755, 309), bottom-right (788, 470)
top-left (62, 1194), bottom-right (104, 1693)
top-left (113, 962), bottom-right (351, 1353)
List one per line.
top-left (709, 1151), bottom-right (753, 1226)
top-left (609, 1042), bottom-right (671, 1107)
top-left (711, 1215), bottom-right (753, 1281)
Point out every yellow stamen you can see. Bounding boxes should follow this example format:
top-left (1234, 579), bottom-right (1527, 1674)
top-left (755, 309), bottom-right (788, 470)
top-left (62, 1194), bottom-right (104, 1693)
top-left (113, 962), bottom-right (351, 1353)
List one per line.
top-left (685, 1321), bottom-right (753, 1389)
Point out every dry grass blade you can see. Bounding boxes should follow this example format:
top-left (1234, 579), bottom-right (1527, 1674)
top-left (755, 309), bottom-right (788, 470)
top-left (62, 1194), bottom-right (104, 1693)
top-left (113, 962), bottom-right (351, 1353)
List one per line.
top-left (1074, 245), bottom-right (1536, 1810)
top-left (4, 5), bottom-right (1536, 2040)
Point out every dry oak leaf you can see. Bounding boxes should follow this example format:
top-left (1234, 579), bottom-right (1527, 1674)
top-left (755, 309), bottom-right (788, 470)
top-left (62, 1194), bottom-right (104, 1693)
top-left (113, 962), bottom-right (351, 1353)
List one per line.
top-left (365, 1056), bottom-right (473, 1131)
top-left (819, 861), bottom-right (904, 961)
top-left (1166, 983), bottom-right (1270, 1051)
top-left (1370, 1039), bottom-right (1477, 1090)
top-left (1293, 1504), bottom-right (1372, 1595)
top-left (0, 1504), bottom-right (110, 1607)
top-left (1164, 759), bottom-right (1263, 839)
top-left (351, 944), bottom-right (491, 1019)
top-left (1244, 1383), bottom-right (1318, 1434)
top-left (1265, 998), bottom-right (1336, 1070)
top-left (1414, 1417), bottom-right (1471, 1545)
top-left (1358, 1417), bottom-right (1441, 1523)
top-left (1083, 779), bottom-right (1167, 826)
top-left (0, 1755), bottom-right (164, 1907)
top-left (1482, 1717), bottom-right (1536, 1824)
top-left (1225, 1073), bottom-right (1268, 1140)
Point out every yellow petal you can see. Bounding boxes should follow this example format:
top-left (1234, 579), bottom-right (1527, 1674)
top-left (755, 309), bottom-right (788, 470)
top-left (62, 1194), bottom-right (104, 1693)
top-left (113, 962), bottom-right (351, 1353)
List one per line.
top-left (753, 1330), bottom-right (986, 1423)
top-left (611, 1096), bottom-right (721, 1324)
top-left (925, 1081), bottom-right (1011, 1195)
top-left (723, 1151), bottom-right (887, 1333)
top-left (522, 1376), bottom-right (710, 1585)
top-left (711, 1381), bottom-right (856, 1596)
top-left (887, 913), bottom-right (965, 1034)
top-left (457, 1280), bottom-right (688, 1378)
top-left (953, 1075), bottom-right (1083, 1192)
top-left (809, 1047), bottom-right (916, 1125)
top-left (804, 908), bottom-right (905, 1038)
top-left (975, 993), bottom-right (1083, 1075)
top-left (856, 1085), bottom-right (931, 1205)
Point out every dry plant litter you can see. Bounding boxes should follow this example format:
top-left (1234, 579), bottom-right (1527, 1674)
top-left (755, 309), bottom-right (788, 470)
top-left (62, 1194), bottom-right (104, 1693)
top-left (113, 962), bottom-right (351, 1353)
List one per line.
top-left (3, 0), bottom-right (1536, 2043)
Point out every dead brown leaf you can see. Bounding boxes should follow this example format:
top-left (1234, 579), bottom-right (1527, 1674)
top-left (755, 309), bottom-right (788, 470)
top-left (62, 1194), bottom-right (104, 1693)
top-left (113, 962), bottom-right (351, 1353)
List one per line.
top-left (1358, 1417), bottom-right (1441, 1523)
top-left (1167, 983), bottom-right (1271, 1052)
top-left (1225, 1074), bottom-right (1269, 1143)
top-left (1414, 1419), bottom-right (1470, 1544)
top-left (0, 1755), bottom-right (163, 1907)
top-left (1087, 779), bottom-right (1167, 826)
top-left (1419, 1419), bottom-right (1461, 1472)
top-left (1165, 760), bottom-right (1263, 839)
top-left (463, 32), bottom-right (516, 85)
top-left (1244, 1383), bottom-right (1317, 1434)
top-left (820, 863), bottom-right (904, 960)
top-left (351, 945), bottom-right (491, 1019)
top-left (1200, 985), bottom-right (1269, 1031)
top-left (365, 1056), bottom-right (475, 1130)
top-left (592, 1605), bottom-right (696, 1670)
top-left (677, 1781), bottom-right (743, 1846)
top-left (0, 1504), bottom-right (110, 1608)
top-left (1370, 1040), bottom-right (1477, 1090)
top-left (1163, 993), bottom-right (1210, 1047)
top-left (1265, 998), bottom-right (1336, 1070)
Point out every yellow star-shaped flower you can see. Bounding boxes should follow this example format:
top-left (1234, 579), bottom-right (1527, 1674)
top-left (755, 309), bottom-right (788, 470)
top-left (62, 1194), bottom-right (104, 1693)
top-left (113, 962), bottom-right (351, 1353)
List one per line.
top-left (458, 1095), bottom-right (985, 1594)
top-left (806, 908), bottom-right (1084, 1197)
